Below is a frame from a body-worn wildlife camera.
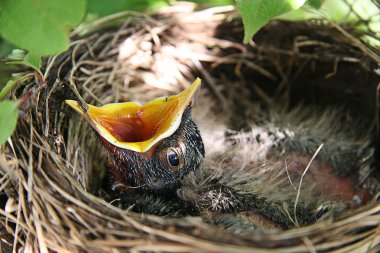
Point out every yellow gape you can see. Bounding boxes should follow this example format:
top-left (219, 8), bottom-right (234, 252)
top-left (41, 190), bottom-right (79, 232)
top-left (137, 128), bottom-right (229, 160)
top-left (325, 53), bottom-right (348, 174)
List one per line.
top-left (65, 78), bottom-right (201, 152)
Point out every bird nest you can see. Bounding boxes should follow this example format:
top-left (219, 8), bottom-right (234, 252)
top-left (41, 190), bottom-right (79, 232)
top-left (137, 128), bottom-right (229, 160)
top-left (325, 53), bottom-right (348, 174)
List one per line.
top-left (1, 4), bottom-right (380, 252)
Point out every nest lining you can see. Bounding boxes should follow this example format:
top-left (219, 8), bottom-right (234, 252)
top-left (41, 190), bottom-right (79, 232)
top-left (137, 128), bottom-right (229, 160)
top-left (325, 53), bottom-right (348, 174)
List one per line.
top-left (0, 4), bottom-right (380, 252)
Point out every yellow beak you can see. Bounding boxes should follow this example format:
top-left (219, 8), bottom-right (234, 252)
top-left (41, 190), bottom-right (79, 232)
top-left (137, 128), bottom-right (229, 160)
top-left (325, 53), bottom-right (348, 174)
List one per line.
top-left (65, 78), bottom-right (201, 152)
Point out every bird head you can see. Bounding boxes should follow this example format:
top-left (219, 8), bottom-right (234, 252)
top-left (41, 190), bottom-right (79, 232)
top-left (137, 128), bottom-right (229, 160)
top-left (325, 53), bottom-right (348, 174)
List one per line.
top-left (65, 78), bottom-right (204, 193)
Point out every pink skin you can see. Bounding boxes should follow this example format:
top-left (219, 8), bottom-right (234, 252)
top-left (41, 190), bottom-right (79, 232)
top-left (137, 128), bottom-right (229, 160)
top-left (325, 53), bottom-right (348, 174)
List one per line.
top-left (286, 155), bottom-right (378, 208)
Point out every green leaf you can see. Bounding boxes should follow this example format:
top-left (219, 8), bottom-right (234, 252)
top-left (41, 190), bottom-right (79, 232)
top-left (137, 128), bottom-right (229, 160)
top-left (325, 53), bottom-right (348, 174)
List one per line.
top-left (0, 79), bottom-right (17, 100)
top-left (181, 0), bottom-right (234, 7)
top-left (307, 0), bottom-right (325, 8)
top-left (22, 53), bottom-right (42, 73)
top-left (236, 0), bottom-right (307, 43)
top-left (6, 50), bottom-right (42, 74)
top-left (0, 100), bottom-right (18, 145)
top-left (87, 0), bottom-right (169, 18)
top-left (0, 0), bottom-right (86, 55)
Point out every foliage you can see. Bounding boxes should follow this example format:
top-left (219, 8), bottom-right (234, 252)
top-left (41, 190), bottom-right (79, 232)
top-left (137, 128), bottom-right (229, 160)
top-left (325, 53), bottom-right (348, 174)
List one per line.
top-left (0, 39), bottom-right (13, 59)
top-left (87, 0), bottom-right (169, 18)
top-left (0, 48), bottom-right (42, 146)
top-left (307, 0), bottom-right (325, 8)
top-left (0, 0), bottom-right (86, 56)
top-left (184, 0), bottom-right (234, 8)
top-left (236, 0), bottom-right (308, 43)
top-left (85, 0), bottom-right (235, 22)
top-left (0, 0), bottom-right (86, 146)
top-left (0, 79), bottom-right (17, 100)
top-left (0, 100), bottom-right (18, 145)
top-left (7, 49), bottom-right (41, 74)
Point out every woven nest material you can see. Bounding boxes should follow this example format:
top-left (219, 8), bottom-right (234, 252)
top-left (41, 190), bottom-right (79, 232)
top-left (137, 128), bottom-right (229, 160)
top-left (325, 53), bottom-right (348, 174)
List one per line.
top-left (1, 4), bottom-right (380, 252)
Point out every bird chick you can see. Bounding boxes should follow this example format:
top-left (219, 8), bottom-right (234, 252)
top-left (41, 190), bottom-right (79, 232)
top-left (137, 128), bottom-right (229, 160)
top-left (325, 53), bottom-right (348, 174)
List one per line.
top-left (66, 79), bottom-right (205, 193)
top-left (177, 100), bottom-right (379, 232)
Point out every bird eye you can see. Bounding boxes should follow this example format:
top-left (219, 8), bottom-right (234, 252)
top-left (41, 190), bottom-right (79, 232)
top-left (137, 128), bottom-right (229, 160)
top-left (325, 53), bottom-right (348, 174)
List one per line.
top-left (167, 149), bottom-right (180, 166)
top-left (159, 147), bottom-right (185, 171)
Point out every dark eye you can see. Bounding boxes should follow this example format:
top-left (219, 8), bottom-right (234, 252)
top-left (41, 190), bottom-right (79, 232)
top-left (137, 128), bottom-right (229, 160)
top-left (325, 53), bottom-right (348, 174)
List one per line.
top-left (158, 144), bottom-right (186, 171)
top-left (167, 149), bottom-right (180, 166)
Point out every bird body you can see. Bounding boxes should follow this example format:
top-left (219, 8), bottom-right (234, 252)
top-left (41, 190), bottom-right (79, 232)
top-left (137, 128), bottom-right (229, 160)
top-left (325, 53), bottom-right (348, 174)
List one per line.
top-left (172, 99), bottom-right (378, 231)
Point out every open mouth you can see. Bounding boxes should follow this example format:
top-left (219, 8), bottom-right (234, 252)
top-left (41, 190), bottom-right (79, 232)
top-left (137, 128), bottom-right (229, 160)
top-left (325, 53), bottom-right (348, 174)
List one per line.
top-left (65, 78), bottom-right (201, 152)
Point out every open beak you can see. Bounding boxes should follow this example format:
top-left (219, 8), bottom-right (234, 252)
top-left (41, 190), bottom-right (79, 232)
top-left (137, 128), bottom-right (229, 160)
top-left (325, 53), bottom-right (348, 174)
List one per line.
top-left (65, 78), bottom-right (201, 153)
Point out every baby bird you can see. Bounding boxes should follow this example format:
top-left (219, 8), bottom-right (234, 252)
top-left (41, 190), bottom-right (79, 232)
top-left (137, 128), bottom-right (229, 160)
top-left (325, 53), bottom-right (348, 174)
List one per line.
top-left (66, 79), bottom-right (204, 193)
top-left (66, 78), bottom-right (378, 232)
top-left (177, 102), bottom-right (379, 231)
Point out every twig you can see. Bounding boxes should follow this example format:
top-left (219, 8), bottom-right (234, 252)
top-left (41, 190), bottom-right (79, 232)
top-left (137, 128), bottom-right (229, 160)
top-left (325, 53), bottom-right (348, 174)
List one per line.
top-left (294, 144), bottom-right (324, 227)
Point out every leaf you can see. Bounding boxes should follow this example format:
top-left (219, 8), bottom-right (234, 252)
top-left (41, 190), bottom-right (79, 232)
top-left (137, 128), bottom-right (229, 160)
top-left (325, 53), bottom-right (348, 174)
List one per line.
top-left (236, 0), bottom-right (307, 43)
top-left (0, 79), bottom-right (17, 100)
top-left (0, 0), bottom-right (86, 55)
top-left (171, 0), bottom-right (234, 8)
top-left (6, 50), bottom-right (42, 74)
top-left (0, 100), bottom-right (19, 145)
top-left (22, 53), bottom-right (42, 73)
top-left (307, 0), bottom-right (325, 8)
top-left (87, 0), bottom-right (169, 18)
top-left (0, 39), bottom-right (14, 59)
top-left (7, 49), bottom-right (26, 61)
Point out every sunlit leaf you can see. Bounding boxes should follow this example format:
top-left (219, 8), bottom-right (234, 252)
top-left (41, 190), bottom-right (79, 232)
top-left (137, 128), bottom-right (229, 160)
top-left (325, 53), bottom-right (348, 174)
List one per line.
top-left (236, 0), bottom-right (307, 43)
top-left (0, 0), bottom-right (86, 55)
